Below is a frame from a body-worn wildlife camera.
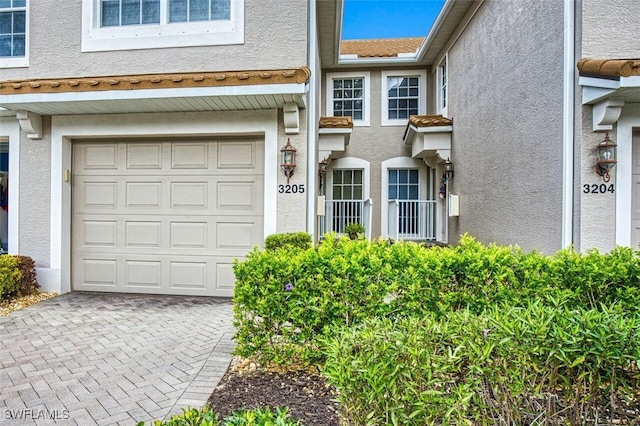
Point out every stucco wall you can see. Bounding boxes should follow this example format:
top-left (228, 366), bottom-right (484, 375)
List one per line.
top-left (1, 0), bottom-right (308, 81)
top-left (446, 0), bottom-right (565, 253)
top-left (19, 117), bottom-right (51, 267)
top-left (581, 0), bottom-right (640, 58)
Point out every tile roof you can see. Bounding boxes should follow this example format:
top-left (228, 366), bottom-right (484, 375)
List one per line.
top-left (319, 116), bottom-right (353, 128)
top-left (340, 37), bottom-right (424, 58)
top-left (0, 67), bottom-right (311, 95)
top-left (408, 115), bottom-right (453, 127)
top-left (577, 58), bottom-right (640, 78)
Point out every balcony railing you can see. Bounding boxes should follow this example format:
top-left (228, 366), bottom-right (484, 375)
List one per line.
top-left (388, 200), bottom-right (436, 241)
top-left (320, 199), bottom-right (373, 240)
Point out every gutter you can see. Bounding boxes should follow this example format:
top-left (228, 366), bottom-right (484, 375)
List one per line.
top-left (307, 0), bottom-right (318, 241)
top-left (562, 0), bottom-right (575, 248)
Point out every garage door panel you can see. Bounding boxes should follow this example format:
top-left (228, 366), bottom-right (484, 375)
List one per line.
top-left (73, 139), bottom-right (264, 296)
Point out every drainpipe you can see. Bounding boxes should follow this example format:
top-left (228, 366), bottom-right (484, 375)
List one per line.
top-left (562, 0), bottom-right (575, 248)
top-left (306, 0), bottom-right (318, 241)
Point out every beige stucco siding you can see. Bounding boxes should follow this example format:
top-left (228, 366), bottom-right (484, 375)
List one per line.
top-left (19, 117), bottom-right (51, 268)
top-left (581, 0), bottom-right (640, 59)
top-left (445, 0), bottom-right (565, 253)
top-left (2, 0), bottom-right (308, 81)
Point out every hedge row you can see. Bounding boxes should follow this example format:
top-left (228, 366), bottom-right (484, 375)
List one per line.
top-left (0, 254), bottom-right (40, 299)
top-left (322, 303), bottom-right (640, 425)
top-left (232, 235), bottom-right (640, 364)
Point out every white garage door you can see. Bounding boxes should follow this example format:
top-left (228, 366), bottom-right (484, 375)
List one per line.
top-left (72, 139), bottom-right (264, 297)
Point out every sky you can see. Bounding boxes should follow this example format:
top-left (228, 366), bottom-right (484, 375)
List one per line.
top-left (341, 0), bottom-right (445, 40)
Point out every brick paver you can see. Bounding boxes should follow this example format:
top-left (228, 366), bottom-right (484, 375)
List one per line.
top-left (0, 292), bottom-right (235, 425)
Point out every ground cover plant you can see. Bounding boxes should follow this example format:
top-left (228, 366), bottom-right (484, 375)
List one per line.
top-left (0, 254), bottom-right (39, 300)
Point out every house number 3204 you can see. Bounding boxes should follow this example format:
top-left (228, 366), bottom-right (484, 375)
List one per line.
top-left (278, 184), bottom-right (305, 194)
top-left (583, 184), bottom-right (615, 194)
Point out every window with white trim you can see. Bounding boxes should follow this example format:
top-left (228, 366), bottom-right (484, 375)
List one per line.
top-left (82, 0), bottom-right (243, 52)
top-left (326, 72), bottom-right (370, 126)
top-left (381, 70), bottom-right (426, 126)
top-left (0, 0), bottom-right (28, 68)
top-left (437, 56), bottom-right (448, 115)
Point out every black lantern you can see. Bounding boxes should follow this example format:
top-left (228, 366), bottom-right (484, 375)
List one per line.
top-left (443, 158), bottom-right (454, 181)
top-left (280, 138), bottom-right (297, 183)
top-left (596, 133), bottom-right (617, 182)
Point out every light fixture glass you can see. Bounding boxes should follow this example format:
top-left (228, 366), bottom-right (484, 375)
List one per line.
top-left (596, 133), bottom-right (617, 182)
top-left (280, 138), bottom-right (297, 183)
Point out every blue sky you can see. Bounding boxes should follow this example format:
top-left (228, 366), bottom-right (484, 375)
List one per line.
top-left (341, 0), bottom-right (445, 40)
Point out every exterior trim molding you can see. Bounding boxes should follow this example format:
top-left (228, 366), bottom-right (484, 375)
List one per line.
top-left (16, 110), bottom-right (42, 139)
top-left (0, 67), bottom-right (312, 95)
top-left (592, 97), bottom-right (625, 132)
top-left (283, 103), bottom-right (300, 134)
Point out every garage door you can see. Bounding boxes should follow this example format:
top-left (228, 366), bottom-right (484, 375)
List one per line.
top-left (72, 139), bottom-right (264, 297)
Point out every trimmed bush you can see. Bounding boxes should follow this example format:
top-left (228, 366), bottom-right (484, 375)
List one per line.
top-left (0, 255), bottom-right (21, 300)
top-left (15, 255), bottom-right (39, 296)
top-left (322, 303), bottom-right (640, 425)
top-left (232, 235), bottom-right (640, 365)
top-left (139, 405), bottom-right (300, 426)
top-left (264, 232), bottom-right (312, 252)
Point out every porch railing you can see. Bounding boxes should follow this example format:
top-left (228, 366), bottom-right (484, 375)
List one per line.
top-left (321, 199), bottom-right (373, 240)
top-left (388, 200), bottom-right (436, 241)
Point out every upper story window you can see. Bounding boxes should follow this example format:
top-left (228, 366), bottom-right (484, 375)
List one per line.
top-left (326, 72), bottom-right (370, 127)
top-left (0, 0), bottom-right (28, 68)
top-left (438, 56), bottom-right (448, 115)
top-left (82, 0), bottom-right (243, 52)
top-left (381, 70), bottom-right (426, 126)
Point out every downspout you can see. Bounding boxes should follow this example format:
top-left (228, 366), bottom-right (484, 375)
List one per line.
top-left (562, 0), bottom-right (575, 248)
top-left (306, 0), bottom-right (318, 241)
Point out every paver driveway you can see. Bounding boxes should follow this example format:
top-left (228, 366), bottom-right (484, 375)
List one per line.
top-left (0, 292), bottom-right (235, 425)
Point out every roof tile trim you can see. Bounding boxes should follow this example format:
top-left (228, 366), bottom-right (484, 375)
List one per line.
top-left (0, 67), bottom-right (311, 95)
top-left (319, 116), bottom-right (353, 128)
top-left (408, 115), bottom-right (453, 127)
top-left (577, 58), bottom-right (640, 77)
top-left (341, 37), bottom-right (424, 58)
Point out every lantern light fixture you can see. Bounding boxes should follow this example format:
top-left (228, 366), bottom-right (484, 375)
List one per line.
top-left (596, 132), bottom-right (617, 182)
top-left (280, 138), bottom-right (297, 183)
top-left (443, 158), bottom-right (454, 181)
top-left (319, 158), bottom-right (328, 179)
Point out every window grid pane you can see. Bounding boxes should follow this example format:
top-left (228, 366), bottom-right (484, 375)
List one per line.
top-left (332, 78), bottom-right (364, 120)
top-left (0, 0), bottom-right (25, 58)
top-left (387, 76), bottom-right (420, 120)
top-left (388, 169), bottom-right (419, 201)
top-left (332, 169), bottom-right (363, 201)
top-left (169, 0), bottom-right (230, 22)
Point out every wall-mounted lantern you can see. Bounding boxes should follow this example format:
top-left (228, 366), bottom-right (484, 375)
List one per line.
top-left (319, 158), bottom-right (328, 179)
top-left (444, 158), bottom-right (454, 181)
top-left (596, 132), bottom-right (617, 182)
top-left (280, 138), bottom-right (297, 183)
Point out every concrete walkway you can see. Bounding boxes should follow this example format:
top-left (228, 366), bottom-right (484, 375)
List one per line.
top-left (0, 292), bottom-right (235, 425)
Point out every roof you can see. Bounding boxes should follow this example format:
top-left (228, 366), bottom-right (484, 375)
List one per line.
top-left (0, 67), bottom-right (311, 95)
top-left (319, 116), bottom-right (353, 128)
top-left (577, 59), bottom-right (640, 78)
top-left (408, 115), bottom-right (453, 127)
top-left (340, 37), bottom-right (424, 58)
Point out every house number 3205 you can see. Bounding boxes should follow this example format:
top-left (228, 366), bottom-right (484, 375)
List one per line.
top-left (278, 184), bottom-right (305, 194)
top-left (583, 184), bottom-right (615, 194)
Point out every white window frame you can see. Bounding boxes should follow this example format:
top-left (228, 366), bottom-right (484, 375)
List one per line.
top-left (381, 70), bottom-right (427, 126)
top-left (437, 54), bottom-right (448, 117)
top-left (81, 0), bottom-right (244, 52)
top-left (0, 0), bottom-right (29, 68)
top-left (326, 71), bottom-right (371, 127)
top-left (381, 157), bottom-right (433, 239)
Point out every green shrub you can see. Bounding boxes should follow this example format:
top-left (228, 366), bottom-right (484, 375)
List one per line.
top-left (14, 255), bottom-right (39, 296)
top-left (0, 255), bottom-right (21, 300)
top-left (264, 232), bottom-right (312, 252)
top-left (322, 303), bottom-right (640, 425)
top-left (139, 405), bottom-right (299, 426)
top-left (233, 234), bottom-right (640, 365)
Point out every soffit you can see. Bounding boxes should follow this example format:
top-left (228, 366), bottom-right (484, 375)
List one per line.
top-left (0, 68), bottom-right (310, 116)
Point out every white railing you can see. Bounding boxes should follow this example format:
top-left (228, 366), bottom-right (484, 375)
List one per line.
top-left (322, 199), bottom-right (373, 240)
top-left (388, 200), bottom-right (436, 241)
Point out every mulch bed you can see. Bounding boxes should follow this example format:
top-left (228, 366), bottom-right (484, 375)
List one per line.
top-left (207, 367), bottom-right (340, 426)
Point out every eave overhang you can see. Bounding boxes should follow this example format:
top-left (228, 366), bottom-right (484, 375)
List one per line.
top-left (403, 115), bottom-right (453, 161)
top-left (319, 116), bottom-right (353, 160)
top-left (0, 67), bottom-right (311, 116)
